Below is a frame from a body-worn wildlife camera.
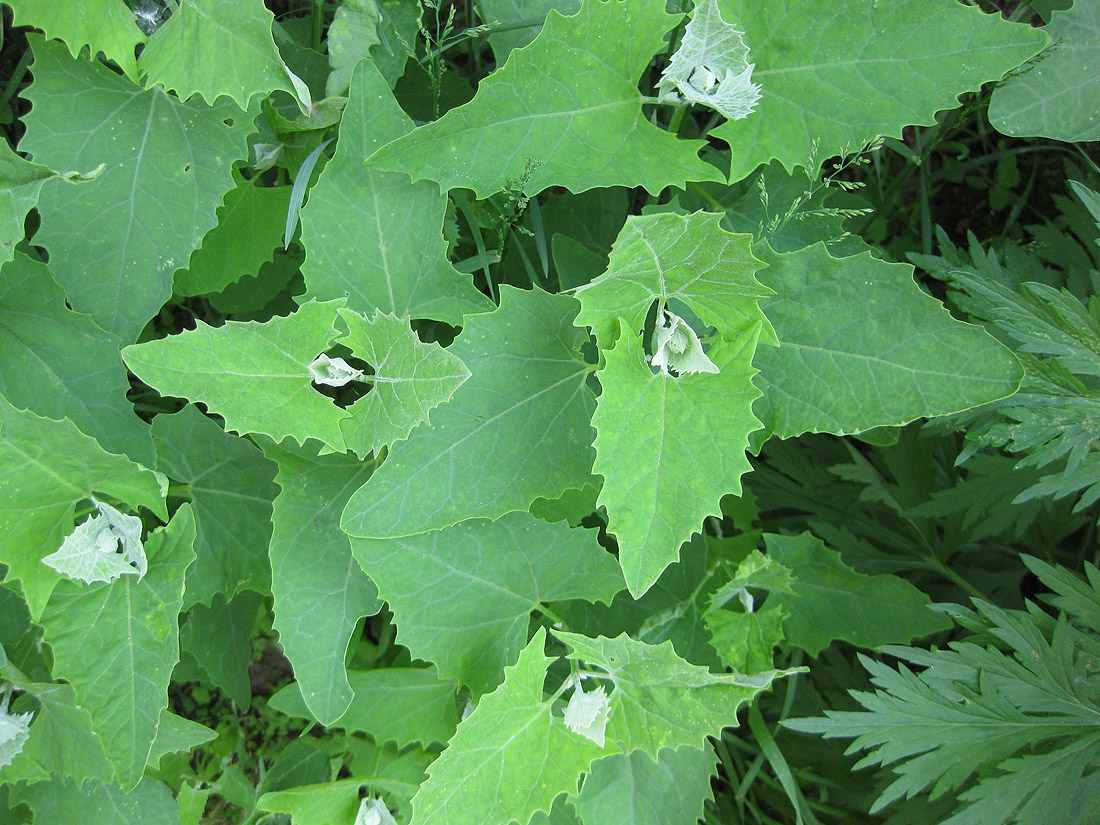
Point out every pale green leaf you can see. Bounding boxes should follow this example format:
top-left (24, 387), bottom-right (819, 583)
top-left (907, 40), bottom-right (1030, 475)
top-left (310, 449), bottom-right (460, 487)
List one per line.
top-left (40, 505), bottom-right (196, 790)
top-left (705, 602), bottom-right (786, 673)
top-left (21, 36), bottom-right (253, 341)
top-left (409, 628), bottom-right (613, 825)
top-left (338, 309), bottom-right (471, 457)
top-left (180, 590), bottom-right (263, 707)
top-left (0, 396), bottom-right (167, 618)
top-left (270, 667), bottom-right (458, 747)
top-left (41, 497), bottom-right (146, 585)
top-left (575, 746), bottom-right (718, 825)
top-left (300, 60), bottom-right (491, 325)
top-left (138, 0), bottom-right (302, 110)
top-left (174, 171), bottom-right (293, 297)
top-left (713, 0), bottom-right (1049, 183)
top-left (574, 211), bottom-right (774, 351)
top-left (0, 141), bottom-right (58, 266)
top-left (262, 438), bottom-right (382, 726)
top-left (152, 405), bottom-right (277, 607)
top-left (349, 512), bottom-right (623, 695)
top-left (593, 324), bottom-right (763, 597)
top-left (11, 777), bottom-right (179, 825)
top-left (6, 0), bottom-right (144, 80)
top-left (764, 532), bottom-right (950, 656)
top-left (0, 692), bottom-right (31, 771)
top-left (658, 0), bottom-right (761, 120)
top-left (989, 0), bottom-right (1100, 141)
top-left (0, 254), bottom-right (154, 465)
top-left (124, 300), bottom-right (351, 452)
top-left (752, 243), bottom-right (1025, 441)
top-left (476, 0), bottom-right (582, 60)
top-left (555, 630), bottom-right (785, 755)
top-left (341, 287), bottom-right (595, 539)
top-left (367, 0), bottom-right (721, 198)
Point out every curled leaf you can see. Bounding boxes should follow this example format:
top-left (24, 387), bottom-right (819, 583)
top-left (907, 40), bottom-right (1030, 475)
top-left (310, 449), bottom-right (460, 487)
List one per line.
top-left (659, 0), bottom-right (761, 121)
top-left (0, 687), bottom-right (31, 770)
top-left (650, 311), bottom-right (720, 376)
top-left (355, 796), bottom-right (398, 825)
top-left (563, 677), bottom-right (610, 747)
top-left (308, 353), bottom-right (365, 387)
top-left (41, 497), bottom-right (147, 585)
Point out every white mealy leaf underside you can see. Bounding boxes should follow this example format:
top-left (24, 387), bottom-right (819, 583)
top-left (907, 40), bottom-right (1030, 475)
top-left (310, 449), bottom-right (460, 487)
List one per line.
top-left (41, 497), bottom-right (147, 585)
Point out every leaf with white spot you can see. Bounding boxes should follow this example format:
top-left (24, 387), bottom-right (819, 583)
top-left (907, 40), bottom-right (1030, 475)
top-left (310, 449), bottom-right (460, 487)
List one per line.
top-left (41, 497), bottom-right (146, 585)
top-left (658, 0), bottom-right (761, 121)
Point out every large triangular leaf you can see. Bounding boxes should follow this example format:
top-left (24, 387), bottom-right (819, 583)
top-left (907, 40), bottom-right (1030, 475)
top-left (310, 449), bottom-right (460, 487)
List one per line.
top-left (263, 439), bottom-right (382, 726)
top-left (138, 0), bottom-right (306, 111)
top-left (713, 0), bottom-right (1048, 183)
top-left (593, 324), bottom-right (762, 597)
top-left (341, 287), bottom-right (596, 539)
top-left (752, 243), bottom-right (1025, 441)
top-left (152, 406), bottom-right (277, 607)
top-left (0, 396), bottom-right (167, 618)
top-left (6, 0), bottom-right (145, 80)
top-left (300, 60), bottom-right (491, 324)
top-left (574, 211), bottom-right (774, 351)
top-left (0, 254), bottom-right (154, 466)
top-left (989, 0), bottom-right (1100, 142)
top-left (338, 309), bottom-right (471, 457)
top-left (21, 36), bottom-right (253, 341)
top-left (40, 505), bottom-right (196, 790)
top-left (367, 0), bottom-right (721, 197)
top-left (124, 300), bottom-right (351, 452)
top-left (349, 512), bottom-right (623, 695)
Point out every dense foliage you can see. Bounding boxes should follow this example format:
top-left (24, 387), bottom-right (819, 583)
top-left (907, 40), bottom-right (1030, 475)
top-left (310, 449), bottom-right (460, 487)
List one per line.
top-left (0, 1), bottom-right (1096, 823)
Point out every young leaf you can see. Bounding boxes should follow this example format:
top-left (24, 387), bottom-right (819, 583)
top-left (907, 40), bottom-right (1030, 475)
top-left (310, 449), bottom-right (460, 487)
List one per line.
top-left (300, 59), bottom-right (491, 325)
top-left (0, 397), bottom-right (167, 618)
top-left (989, 0), bottom-right (1100, 142)
top-left (138, 0), bottom-right (308, 111)
top-left (0, 254), bottom-right (155, 466)
top-left (262, 439), bottom-right (382, 726)
top-left (41, 497), bottom-right (146, 585)
top-left (593, 324), bottom-right (762, 596)
top-left (0, 690), bottom-right (31, 771)
top-left (337, 309), bottom-right (471, 457)
top-left (341, 287), bottom-right (596, 540)
top-left (367, 0), bottom-right (721, 197)
top-left (713, 0), bottom-right (1049, 183)
top-left (40, 506), bottom-right (196, 790)
top-left (649, 310), bottom-right (720, 376)
top-left (752, 243), bottom-right (1025, 442)
top-left (574, 211), bottom-right (774, 352)
top-left (152, 405), bottom-right (277, 607)
top-left (658, 0), bottom-right (761, 121)
top-left (124, 300), bottom-right (351, 452)
top-left (563, 678), bottom-right (611, 746)
top-left (21, 36), bottom-right (253, 342)
top-left (349, 511), bottom-right (624, 695)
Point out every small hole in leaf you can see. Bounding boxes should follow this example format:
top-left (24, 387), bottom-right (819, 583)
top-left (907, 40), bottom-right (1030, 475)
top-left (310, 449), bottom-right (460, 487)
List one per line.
top-left (183, 164), bottom-right (191, 173)
top-left (223, 117), bottom-right (235, 127)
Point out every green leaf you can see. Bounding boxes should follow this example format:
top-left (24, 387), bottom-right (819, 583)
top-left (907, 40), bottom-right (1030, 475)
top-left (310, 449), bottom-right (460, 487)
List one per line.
top-left (0, 681), bottom-right (113, 786)
top-left (477, 0), bottom-right (583, 60)
top-left (574, 746), bottom-right (718, 825)
top-left (152, 406), bottom-right (277, 607)
top-left (0, 396), bottom-right (167, 618)
top-left (713, 0), bottom-right (1048, 183)
top-left (592, 324), bottom-right (763, 596)
top-left (124, 300), bottom-right (351, 452)
top-left (367, 0), bottom-right (721, 198)
top-left (180, 590), bottom-right (263, 708)
top-left (0, 141), bottom-right (60, 267)
top-left (990, 0), bottom-right (1100, 142)
top-left (262, 438), bottom-right (381, 726)
top-left (555, 630), bottom-right (786, 755)
top-left (349, 511), bottom-right (623, 695)
top-left (575, 211), bottom-right (774, 351)
top-left (21, 36), bottom-right (254, 341)
top-left (258, 779), bottom-right (408, 825)
top-left (338, 309), bottom-right (471, 457)
top-left (147, 710), bottom-right (216, 768)
top-left (6, 0), bottom-right (144, 80)
top-left (269, 667), bottom-right (458, 747)
top-left (138, 0), bottom-right (305, 111)
top-left (300, 60), bottom-right (491, 325)
top-left (327, 0), bottom-right (416, 94)
top-left (409, 628), bottom-right (612, 825)
top-left (705, 602), bottom-right (786, 672)
top-left (763, 532), bottom-right (950, 656)
top-left (11, 777), bottom-right (179, 825)
top-left (341, 287), bottom-right (596, 539)
top-left (174, 171), bottom-right (293, 297)
top-left (0, 254), bottom-right (154, 466)
top-left (752, 243), bottom-right (1025, 441)
top-left (39, 505), bottom-right (196, 790)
